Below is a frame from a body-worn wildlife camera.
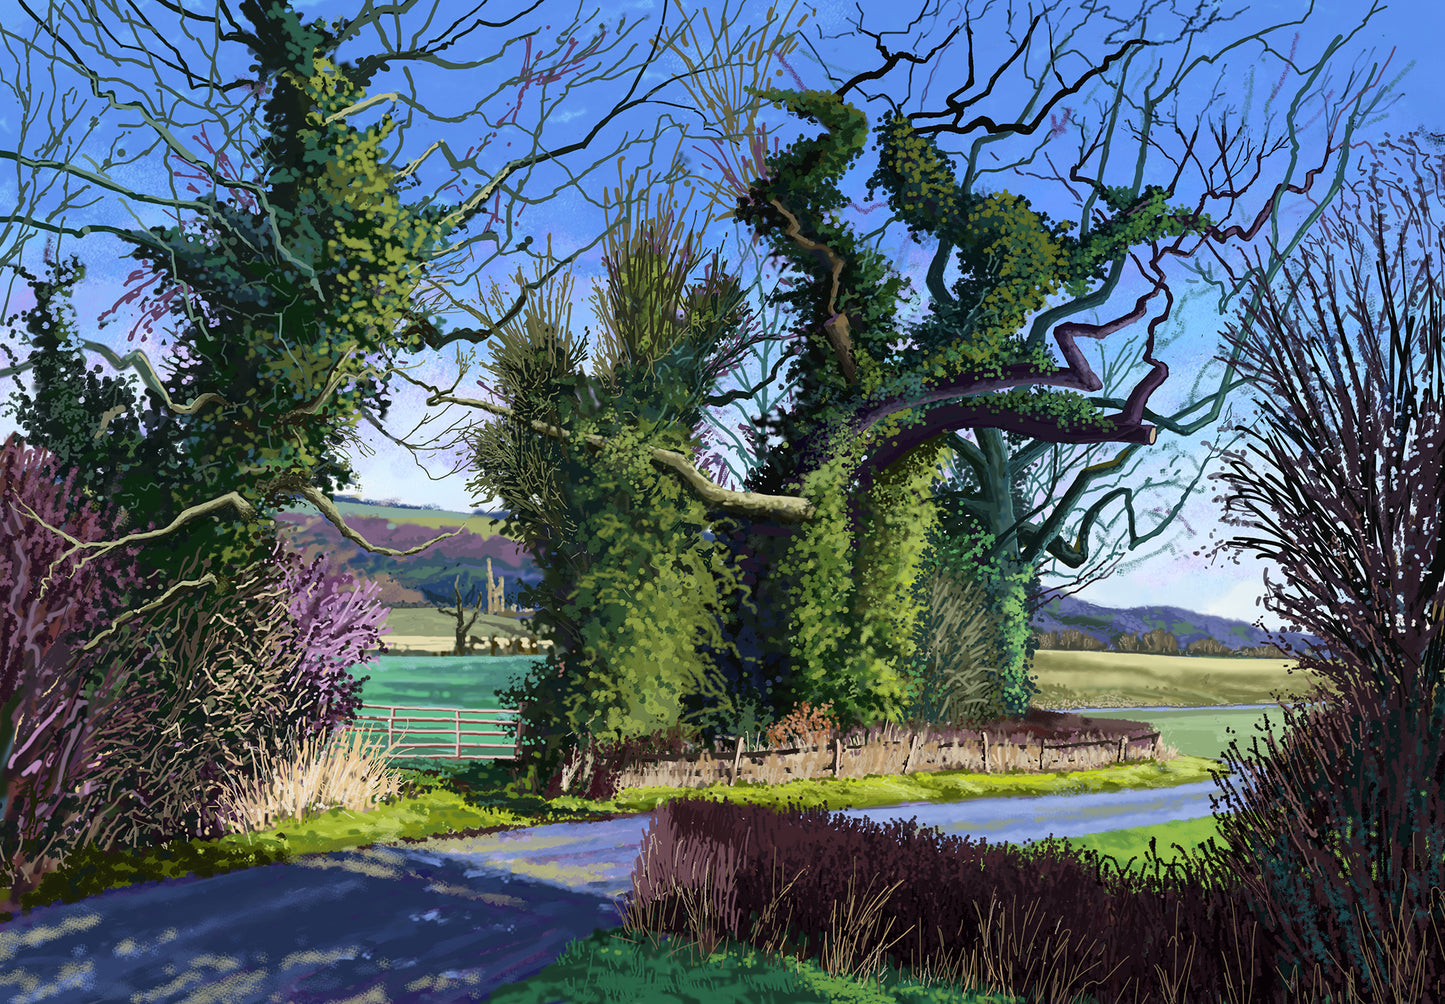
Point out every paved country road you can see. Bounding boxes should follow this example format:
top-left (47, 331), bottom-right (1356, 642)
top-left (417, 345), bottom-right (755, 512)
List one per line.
top-left (0, 776), bottom-right (1254, 1004)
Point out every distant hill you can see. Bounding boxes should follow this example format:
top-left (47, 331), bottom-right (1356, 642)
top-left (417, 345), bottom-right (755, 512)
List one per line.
top-left (1029, 593), bottom-right (1329, 655)
top-left (274, 497), bottom-right (1331, 653)
top-left (270, 496), bottom-right (542, 610)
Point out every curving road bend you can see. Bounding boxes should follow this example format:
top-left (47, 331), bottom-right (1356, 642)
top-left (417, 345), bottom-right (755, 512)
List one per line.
top-left (0, 771), bottom-right (1263, 1004)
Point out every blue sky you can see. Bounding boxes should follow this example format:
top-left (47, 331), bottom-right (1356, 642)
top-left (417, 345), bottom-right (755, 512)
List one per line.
top-left (0, 0), bottom-right (1437, 632)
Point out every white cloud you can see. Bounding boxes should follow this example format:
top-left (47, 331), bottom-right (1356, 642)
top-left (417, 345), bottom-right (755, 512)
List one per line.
top-left (1202, 576), bottom-right (1291, 631)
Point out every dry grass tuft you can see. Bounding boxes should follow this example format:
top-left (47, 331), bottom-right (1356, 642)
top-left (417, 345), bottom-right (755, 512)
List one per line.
top-left (211, 720), bottom-right (414, 836)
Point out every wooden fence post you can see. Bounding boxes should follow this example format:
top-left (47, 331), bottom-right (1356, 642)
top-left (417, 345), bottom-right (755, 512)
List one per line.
top-left (901, 731), bottom-right (920, 774)
top-left (731, 736), bottom-right (744, 786)
top-left (512, 703), bottom-right (529, 759)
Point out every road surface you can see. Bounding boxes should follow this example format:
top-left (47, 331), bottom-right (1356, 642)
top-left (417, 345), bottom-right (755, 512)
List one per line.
top-left (0, 775), bottom-right (1257, 1003)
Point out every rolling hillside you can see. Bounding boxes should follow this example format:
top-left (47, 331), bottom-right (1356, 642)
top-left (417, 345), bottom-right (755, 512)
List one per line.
top-left (270, 495), bottom-right (541, 610)
top-left (273, 496), bottom-right (1328, 653)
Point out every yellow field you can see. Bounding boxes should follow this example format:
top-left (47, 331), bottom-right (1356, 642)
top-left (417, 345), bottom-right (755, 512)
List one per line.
top-left (1028, 647), bottom-right (1344, 708)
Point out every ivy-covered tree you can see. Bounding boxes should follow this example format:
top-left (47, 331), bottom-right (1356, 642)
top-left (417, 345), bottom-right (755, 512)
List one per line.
top-left (420, 0), bottom-right (1406, 745)
top-left (678, 4), bottom-right (1408, 726)
top-left (911, 292), bottom-right (1256, 717)
top-left (0, 0), bottom-right (809, 642)
top-left (710, 36), bottom-right (1395, 719)
top-left (460, 174), bottom-right (767, 792)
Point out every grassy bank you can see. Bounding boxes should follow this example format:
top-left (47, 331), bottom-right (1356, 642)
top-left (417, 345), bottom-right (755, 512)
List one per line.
top-left (5, 659), bottom-right (1393, 1004)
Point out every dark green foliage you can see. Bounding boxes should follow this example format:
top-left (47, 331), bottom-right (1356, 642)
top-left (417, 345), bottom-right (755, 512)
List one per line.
top-left (724, 423), bottom-right (937, 735)
top-left (695, 90), bottom-right (951, 731)
top-left (0, 11), bottom-right (460, 862)
top-left (680, 512), bottom-right (816, 746)
top-left (865, 111), bottom-right (1090, 317)
top-left (0, 247), bottom-right (193, 591)
top-left (0, 238), bottom-right (392, 858)
top-left (495, 407), bottom-right (758, 797)
top-left (81, 4), bottom-right (453, 608)
top-left (0, 243), bottom-right (389, 868)
top-left (490, 654), bottom-right (579, 798)
top-left (0, 251), bottom-right (308, 730)
top-left (730, 88), bottom-right (916, 501)
top-left (705, 86), bottom-right (1168, 732)
top-left (474, 208), bottom-right (765, 795)
top-left (710, 85), bottom-right (1235, 732)
top-left (475, 70), bottom-right (1251, 761)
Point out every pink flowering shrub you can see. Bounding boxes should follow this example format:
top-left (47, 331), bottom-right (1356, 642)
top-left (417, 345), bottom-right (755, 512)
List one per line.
top-left (265, 536), bottom-right (393, 745)
top-left (0, 433), bottom-right (152, 913)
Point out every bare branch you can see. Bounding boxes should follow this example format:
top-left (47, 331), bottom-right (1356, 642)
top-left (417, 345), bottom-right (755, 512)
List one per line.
top-left (7, 490), bottom-right (259, 603)
top-left (280, 478), bottom-right (479, 554)
top-left (71, 572), bottom-right (229, 658)
top-left (765, 195), bottom-right (858, 384)
top-left (0, 338), bottom-right (229, 417)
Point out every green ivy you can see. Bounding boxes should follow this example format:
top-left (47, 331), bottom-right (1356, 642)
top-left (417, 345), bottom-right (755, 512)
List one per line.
top-left (1066, 183), bottom-right (1216, 297)
top-left (494, 403), bottom-right (760, 794)
top-left (498, 82), bottom-right (1218, 757)
top-left (479, 215), bottom-right (767, 792)
top-left (914, 503), bottom-right (1042, 718)
top-left (849, 428), bottom-right (950, 724)
top-left (551, 410), bottom-right (755, 745)
top-left (733, 86), bottom-right (913, 422)
top-left (94, 28), bottom-right (455, 595)
top-left (763, 413), bottom-right (949, 734)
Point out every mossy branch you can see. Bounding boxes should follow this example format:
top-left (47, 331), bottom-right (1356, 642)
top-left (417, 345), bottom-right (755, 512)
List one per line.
top-left (765, 195), bottom-right (858, 385)
top-left (7, 491), bottom-right (263, 605)
top-left (435, 392), bottom-right (818, 524)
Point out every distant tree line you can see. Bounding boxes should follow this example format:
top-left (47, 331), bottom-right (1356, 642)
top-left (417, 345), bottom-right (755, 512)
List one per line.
top-left (1033, 627), bottom-right (1281, 658)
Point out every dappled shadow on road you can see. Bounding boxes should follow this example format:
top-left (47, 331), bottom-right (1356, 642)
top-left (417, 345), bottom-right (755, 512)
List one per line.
top-left (0, 843), bottom-right (627, 1003)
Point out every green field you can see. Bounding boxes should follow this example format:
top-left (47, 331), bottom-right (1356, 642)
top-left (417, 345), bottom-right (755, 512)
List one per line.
top-left (334, 633), bottom-right (1342, 768)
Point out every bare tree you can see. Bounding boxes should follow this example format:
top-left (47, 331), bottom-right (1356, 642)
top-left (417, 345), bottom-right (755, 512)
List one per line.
top-left (433, 575), bottom-right (486, 657)
top-left (1184, 126), bottom-right (1445, 1002)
